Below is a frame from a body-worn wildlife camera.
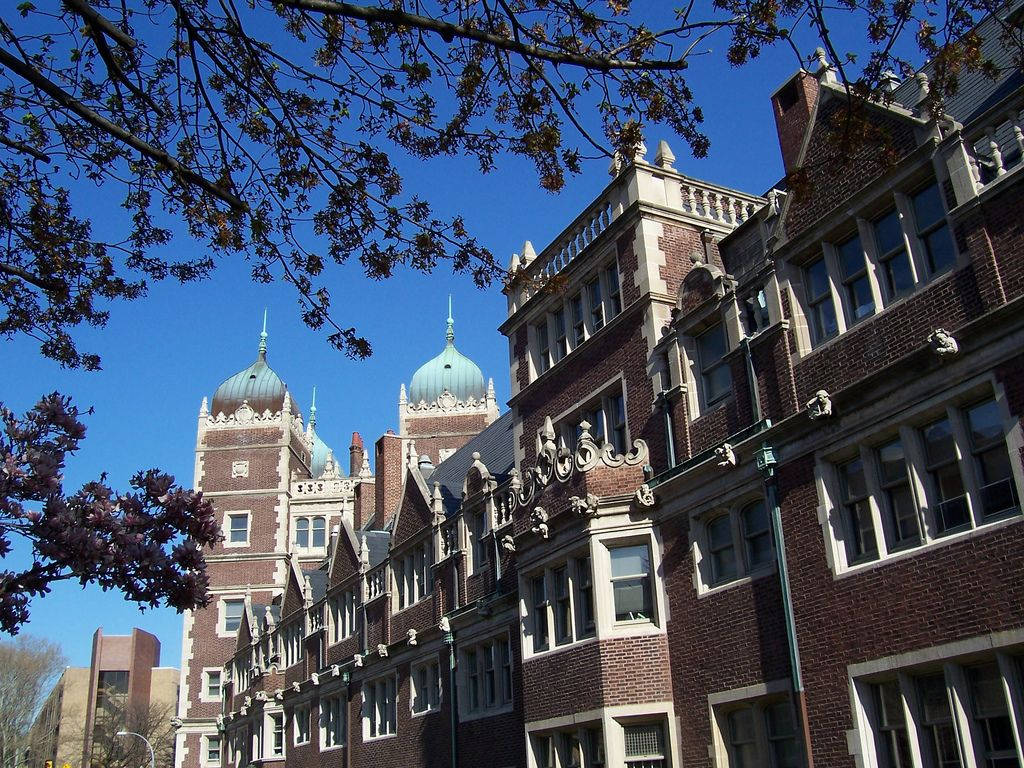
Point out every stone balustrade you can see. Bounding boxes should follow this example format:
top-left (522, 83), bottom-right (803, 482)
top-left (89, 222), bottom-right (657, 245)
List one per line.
top-left (966, 97), bottom-right (1024, 187)
top-left (365, 563), bottom-right (387, 600)
top-left (440, 519), bottom-right (458, 559)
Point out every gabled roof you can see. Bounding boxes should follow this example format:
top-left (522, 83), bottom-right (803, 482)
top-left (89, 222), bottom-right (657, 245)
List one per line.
top-left (426, 410), bottom-right (515, 516)
top-left (305, 567), bottom-right (328, 603)
top-left (357, 529), bottom-right (391, 568)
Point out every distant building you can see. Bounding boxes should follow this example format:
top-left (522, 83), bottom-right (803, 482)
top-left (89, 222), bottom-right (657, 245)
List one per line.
top-left (28, 628), bottom-right (178, 768)
top-left (175, 2), bottom-right (1024, 767)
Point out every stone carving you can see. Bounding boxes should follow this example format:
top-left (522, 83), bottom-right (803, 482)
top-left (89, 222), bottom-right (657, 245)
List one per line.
top-left (291, 682), bottom-right (301, 693)
top-left (407, 629), bottom-right (417, 646)
top-left (377, 643), bottom-right (388, 657)
top-left (634, 484), bottom-right (656, 508)
top-left (353, 653), bottom-right (363, 668)
top-left (274, 689), bottom-right (284, 701)
top-left (310, 673), bottom-right (319, 686)
top-left (928, 328), bottom-right (959, 357)
top-left (715, 443), bottom-right (738, 468)
top-left (231, 460), bottom-right (249, 478)
top-left (501, 534), bottom-right (516, 554)
top-left (569, 493), bottom-right (599, 518)
top-left (806, 390), bottom-right (833, 420)
top-left (406, 390), bottom-right (494, 415)
top-left (255, 691), bottom-right (268, 702)
top-left (439, 617), bottom-right (451, 633)
top-left (171, 717), bottom-right (184, 730)
top-left (530, 507), bottom-right (550, 539)
top-left (330, 665), bottom-right (341, 678)
top-left (243, 696), bottom-right (252, 707)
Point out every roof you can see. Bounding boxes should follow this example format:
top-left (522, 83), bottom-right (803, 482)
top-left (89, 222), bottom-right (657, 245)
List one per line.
top-left (310, 428), bottom-right (335, 479)
top-left (211, 329), bottom-right (287, 417)
top-left (891, 0), bottom-right (1023, 125)
top-left (356, 530), bottom-right (391, 568)
top-left (305, 568), bottom-right (328, 603)
top-left (408, 314), bottom-right (486, 404)
top-left (426, 410), bottom-right (515, 516)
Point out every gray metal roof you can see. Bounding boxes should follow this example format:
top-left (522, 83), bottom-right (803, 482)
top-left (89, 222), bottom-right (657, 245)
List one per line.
top-left (891, 0), bottom-right (1023, 125)
top-left (356, 530), bottom-right (391, 568)
top-left (426, 410), bottom-right (515, 516)
top-left (305, 568), bottom-right (328, 603)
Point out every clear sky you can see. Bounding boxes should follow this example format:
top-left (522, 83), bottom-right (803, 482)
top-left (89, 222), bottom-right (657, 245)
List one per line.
top-left (3, 15), bottom-right (836, 669)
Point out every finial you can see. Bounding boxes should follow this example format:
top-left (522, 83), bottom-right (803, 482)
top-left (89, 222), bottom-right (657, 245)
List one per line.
top-left (654, 139), bottom-right (676, 169)
top-left (445, 295), bottom-right (455, 343)
top-left (309, 386), bottom-right (317, 429)
top-left (258, 309), bottom-right (268, 359)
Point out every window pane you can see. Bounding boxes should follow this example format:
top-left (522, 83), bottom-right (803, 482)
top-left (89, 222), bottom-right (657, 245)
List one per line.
top-left (924, 225), bottom-right (956, 274)
top-left (697, 323), bottom-right (727, 364)
top-left (806, 257), bottom-right (831, 299)
top-left (885, 250), bottom-right (916, 297)
top-left (613, 577), bottom-right (652, 621)
top-left (967, 400), bottom-right (1004, 446)
top-left (295, 518), bottom-right (309, 548)
top-left (704, 363), bottom-right (732, 403)
top-left (912, 183), bottom-right (945, 230)
top-left (741, 501), bottom-right (773, 570)
top-left (874, 210), bottom-right (903, 254)
top-left (610, 545), bottom-right (649, 578)
top-left (312, 517), bottom-right (326, 548)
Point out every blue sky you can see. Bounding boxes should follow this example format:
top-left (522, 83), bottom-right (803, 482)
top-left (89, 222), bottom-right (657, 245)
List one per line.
top-left (3, 13), bottom-right (846, 669)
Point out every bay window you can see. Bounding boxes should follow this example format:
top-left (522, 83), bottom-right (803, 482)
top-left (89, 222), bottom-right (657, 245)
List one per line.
top-left (609, 544), bottom-right (652, 623)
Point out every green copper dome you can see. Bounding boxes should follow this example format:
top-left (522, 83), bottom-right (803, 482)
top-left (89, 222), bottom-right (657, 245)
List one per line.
top-left (408, 309), bottom-right (486, 404)
top-left (211, 324), bottom-right (287, 417)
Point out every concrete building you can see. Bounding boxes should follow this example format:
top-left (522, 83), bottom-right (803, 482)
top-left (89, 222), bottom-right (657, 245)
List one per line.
top-left (175, 4), bottom-right (1024, 767)
top-left (28, 629), bottom-right (179, 768)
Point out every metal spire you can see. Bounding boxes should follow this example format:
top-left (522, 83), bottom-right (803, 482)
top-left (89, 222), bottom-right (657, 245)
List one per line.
top-left (258, 308), bottom-right (268, 359)
top-left (445, 294), bottom-right (455, 343)
top-left (309, 386), bottom-right (317, 429)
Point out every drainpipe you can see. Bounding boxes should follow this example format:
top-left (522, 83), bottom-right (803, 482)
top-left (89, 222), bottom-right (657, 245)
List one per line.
top-left (755, 442), bottom-right (814, 768)
top-left (741, 336), bottom-right (763, 423)
top-left (658, 392), bottom-right (677, 469)
top-left (444, 627), bottom-right (458, 768)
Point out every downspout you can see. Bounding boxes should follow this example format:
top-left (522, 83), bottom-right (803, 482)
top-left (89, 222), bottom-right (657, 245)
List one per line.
top-left (444, 627), bottom-right (458, 768)
top-left (659, 392), bottom-right (677, 469)
top-left (741, 336), bottom-right (763, 423)
top-left (756, 442), bottom-right (814, 768)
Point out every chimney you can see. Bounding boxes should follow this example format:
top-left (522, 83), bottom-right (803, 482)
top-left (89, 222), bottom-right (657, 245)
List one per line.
top-left (373, 431), bottom-right (403, 529)
top-left (771, 69), bottom-right (820, 174)
top-left (349, 432), bottom-right (364, 476)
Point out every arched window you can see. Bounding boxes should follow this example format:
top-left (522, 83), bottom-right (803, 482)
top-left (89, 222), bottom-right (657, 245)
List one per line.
top-left (294, 517), bottom-right (309, 549)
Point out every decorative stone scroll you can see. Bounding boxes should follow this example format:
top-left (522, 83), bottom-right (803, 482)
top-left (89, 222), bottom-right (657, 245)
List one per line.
top-left (353, 653), bottom-right (363, 668)
top-left (231, 460), bottom-right (249, 478)
top-left (291, 682), bottom-right (301, 693)
top-left (806, 390), bottom-right (833, 420)
top-left (928, 328), bottom-right (959, 357)
top-left (715, 443), bottom-right (738, 468)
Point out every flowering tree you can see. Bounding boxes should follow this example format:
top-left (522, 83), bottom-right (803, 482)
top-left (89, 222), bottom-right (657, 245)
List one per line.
top-left (0, 393), bottom-right (219, 634)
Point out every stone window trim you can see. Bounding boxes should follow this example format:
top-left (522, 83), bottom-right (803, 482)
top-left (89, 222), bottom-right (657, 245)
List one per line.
top-left (263, 708), bottom-right (286, 759)
top-left (845, 629), bottom-right (1024, 768)
top-left (218, 595), bottom-right (247, 638)
top-left (464, 502), bottom-right (490, 576)
top-left (548, 374), bottom-right (630, 456)
top-left (520, 546), bottom-right (596, 660)
top-left (815, 380), bottom-right (1023, 577)
top-left (291, 702), bottom-right (311, 746)
top-left (281, 620), bottom-right (305, 669)
top-left (410, 656), bottom-right (443, 717)
top-left (457, 629), bottom-right (515, 722)
top-left (317, 693), bottom-right (346, 752)
top-left (707, 678), bottom-right (796, 768)
top-left (784, 174), bottom-right (962, 357)
top-left (393, 536), bottom-right (434, 613)
top-left (677, 301), bottom-right (744, 419)
top-left (327, 588), bottom-right (357, 645)
top-left (223, 510), bottom-right (251, 549)
top-left (292, 515), bottom-right (328, 553)
top-left (202, 733), bottom-right (222, 767)
top-left (362, 672), bottom-right (399, 741)
top-left (201, 667), bottom-right (224, 703)
top-left (528, 720), bottom-right (605, 768)
top-left (526, 257), bottom-right (625, 382)
top-left (691, 492), bottom-right (777, 597)
top-left (593, 527), bottom-right (668, 641)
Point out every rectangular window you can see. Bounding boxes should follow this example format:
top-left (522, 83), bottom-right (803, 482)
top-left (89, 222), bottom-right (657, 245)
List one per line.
top-left (533, 726), bottom-right (604, 768)
top-left (587, 278), bottom-right (604, 331)
top-left (701, 498), bottom-right (774, 590)
top-left (696, 323), bottom-right (732, 405)
top-left (805, 256), bottom-right (839, 344)
top-left (740, 500), bottom-right (773, 571)
top-left (743, 288), bottom-right (771, 336)
top-left (839, 458), bottom-right (878, 563)
top-left (965, 399), bottom-right (1019, 518)
top-left (320, 695), bottom-right (345, 748)
top-left (921, 417), bottom-right (970, 534)
top-left (576, 556), bottom-right (595, 635)
top-left (329, 590), bottom-right (356, 643)
top-left (917, 674), bottom-right (962, 768)
top-left (268, 712), bottom-right (285, 757)
top-left (872, 209), bottom-right (915, 299)
top-left (837, 234), bottom-right (875, 322)
top-left (911, 183), bottom-right (956, 275)
top-left (553, 566), bottom-right (571, 646)
top-left (605, 264), bottom-right (622, 316)
top-left (537, 322), bottom-right (551, 374)
top-left (876, 439), bottom-right (922, 548)
top-left (206, 736), bottom-right (222, 766)
top-left (609, 393), bottom-right (627, 455)
top-left (461, 636), bottom-right (512, 716)
top-left (532, 575), bottom-right (549, 652)
top-left (708, 515), bottom-right (738, 584)
top-left (553, 308), bottom-right (568, 361)
top-left (206, 670), bottom-right (222, 700)
top-left (294, 517), bottom-right (309, 549)
top-left (228, 514), bottom-right (248, 544)
top-left (365, 676), bottom-right (397, 738)
top-left (223, 599), bottom-right (244, 634)
top-left (412, 660), bottom-right (441, 714)
top-left (874, 681), bottom-right (912, 768)
top-left (570, 294), bottom-right (586, 347)
top-left (293, 705), bottom-right (310, 745)
top-left (723, 700), bottom-right (798, 768)
top-left (969, 664), bottom-right (1019, 768)
top-left (469, 509), bottom-right (488, 573)
top-left (311, 517), bottom-right (326, 549)
top-left (609, 544), bottom-right (653, 623)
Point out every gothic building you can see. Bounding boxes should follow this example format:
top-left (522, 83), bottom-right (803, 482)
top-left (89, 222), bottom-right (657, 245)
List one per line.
top-left (175, 6), bottom-right (1024, 767)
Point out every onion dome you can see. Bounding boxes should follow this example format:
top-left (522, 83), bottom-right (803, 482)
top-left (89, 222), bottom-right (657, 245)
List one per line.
top-left (211, 315), bottom-right (287, 417)
top-left (408, 302), bottom-right (486, 404)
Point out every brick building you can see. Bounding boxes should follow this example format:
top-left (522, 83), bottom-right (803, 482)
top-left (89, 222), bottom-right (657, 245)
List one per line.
top-left (175, 7), bottom-right (1024, 767)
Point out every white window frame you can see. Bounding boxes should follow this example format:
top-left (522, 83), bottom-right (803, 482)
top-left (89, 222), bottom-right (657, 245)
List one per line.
top-left (362, 673), bottom-right (398, 740)
top-left (202, 734), bottom-right (222, 767)
top-left (410, 657), bottom-right (442, 716)
top-left (318, 692), bottom-right (346, 751)
top-left (224, 511), bottom-right (250, 548)
top-left (292, 703), bottom-right (311, 746)
top-left (458, 631), bottom-right (514, 721)
top-left (592, 528), bottom-right (667, 642)
top-left (264, 709), bottom-right (285, 759)
top-left (328, 589), bottom-right (356, 644)
top-left (201, 667), bottom-right (223, 703)
top-left (218, 597), bottom-right (246, 638)
top-left (292, 515), bottom-right (327, 553)
top-left (816, 381), bottom-right (1022, 575)
top-left (693, 495), bottom-right (775, 595)
top-left (522, 550), bottom-right (596, 658)
top-left (394, 537), bottom-right (433, 611)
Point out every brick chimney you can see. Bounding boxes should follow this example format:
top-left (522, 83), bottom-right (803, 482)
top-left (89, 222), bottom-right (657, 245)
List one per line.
top-left (349, 431), bottom-right (364, 476)
top-left (771, 70), bottom-right (820, 174)
top-left (373, 431), bottom-right (403, 529)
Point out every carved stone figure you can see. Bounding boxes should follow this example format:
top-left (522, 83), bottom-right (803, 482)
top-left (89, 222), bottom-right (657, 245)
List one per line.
top-left (407, 628), bottom-right (418, 646)
top-left (530, 507), bottom-right (550, 539)
top-left (439, 617), bottom-right (451, 633)
top-left (807, 389), bottom-right (833, 420)
top-left (634, 484), bottom-right (656, 508)
top-left (353, 653), bottom-right (363, 668)
top-left (929, 328), bottom-right (959, 357)
top-left (501, 534), bottom-right (516, 554)
top-left (569, 493), bottom-right (599, 518)
top-left (715, 442), bottom-right (738, 468)
top-left (377, 643), bottom-right (388, 657)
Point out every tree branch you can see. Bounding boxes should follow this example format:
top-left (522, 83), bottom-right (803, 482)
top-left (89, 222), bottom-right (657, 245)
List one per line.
top-left (278, 0), bottom-right (693, 71)
top-left (0, 262), bottom-right (62, 292)
top-left (0, 46), bottom-right (246, 211)
top-left (61, 0), bottom-right (138, 50)
top-left (0, 135), bottom-right (50, 162)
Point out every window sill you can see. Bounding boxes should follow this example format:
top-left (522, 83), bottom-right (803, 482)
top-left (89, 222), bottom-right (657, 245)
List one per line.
top-left (459, 704), bottom-right (513, 723)
top-left (524, 635), bottom-right (598, 662)
top-left (292, 741), bottom-right (310, 748)
top-left (394, 596), bottom-right (431, 615)
top-left (410, 707), bottom-right (441, 719)
top-left (327, 634), bottom-right (355, 647)
top-left (362, 733), bottom-right (398, 743)
top-left (319, 744), bottom-right (345, 753)
top-left (697, 565), bottom-right (775, 599)
top-left (832, 513), bottom-right (1022, 579)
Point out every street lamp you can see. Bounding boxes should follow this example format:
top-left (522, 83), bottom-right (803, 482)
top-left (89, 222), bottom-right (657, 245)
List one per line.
top-left (116, 731), bottom-right (155, 768)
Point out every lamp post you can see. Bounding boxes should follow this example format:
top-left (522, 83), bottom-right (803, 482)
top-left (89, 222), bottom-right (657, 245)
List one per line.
top-left (116, 731), bottom-right (155, 768)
